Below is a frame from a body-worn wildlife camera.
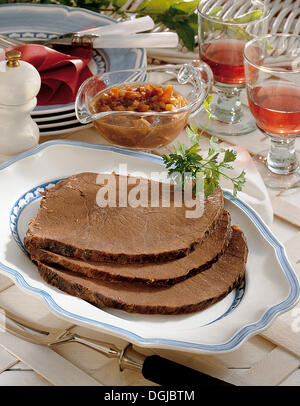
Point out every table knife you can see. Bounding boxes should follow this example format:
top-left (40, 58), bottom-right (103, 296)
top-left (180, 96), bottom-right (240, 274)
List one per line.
top-left (0, 16), bottom-right (156, 48)
top-left (20, 32), bottom-right (179, 50)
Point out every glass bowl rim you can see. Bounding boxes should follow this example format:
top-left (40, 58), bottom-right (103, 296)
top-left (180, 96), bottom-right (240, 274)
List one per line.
top-left (197, 0), bottom-right (270, 27)
top-left (81, 64), bottom-right (208, 119)
top-left (243, 33), bottom-right (300, 74)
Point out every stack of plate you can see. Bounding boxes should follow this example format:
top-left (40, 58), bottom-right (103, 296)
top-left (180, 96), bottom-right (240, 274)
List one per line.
top-left (0, 3), bottom-right (147, 137)
top-left (32, 101), bottom-right (93, 137)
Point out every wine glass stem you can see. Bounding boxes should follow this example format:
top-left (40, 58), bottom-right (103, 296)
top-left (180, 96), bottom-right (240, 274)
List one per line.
top-left (267, 136), bottom-right (299, 175)
top-left (214, 86), bottom-right (243, 124)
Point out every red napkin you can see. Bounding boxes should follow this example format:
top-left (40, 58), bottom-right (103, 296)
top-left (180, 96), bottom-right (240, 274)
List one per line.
top-left (10, 44), bottom-right (93, 106)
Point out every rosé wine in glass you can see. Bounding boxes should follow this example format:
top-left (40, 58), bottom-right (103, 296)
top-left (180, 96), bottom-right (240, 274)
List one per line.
top-left (248, 84), bottom-right (300, 135)
top-left (200, 39), bottom-right (246, 85)
top-left (197, 0), bottom-right (269, 136)
top-left (244, 33), bottom-right (300, 189)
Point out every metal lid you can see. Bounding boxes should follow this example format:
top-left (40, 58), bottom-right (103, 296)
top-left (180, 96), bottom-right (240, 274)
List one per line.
top-left (5, 50), bottom-right (22, 68)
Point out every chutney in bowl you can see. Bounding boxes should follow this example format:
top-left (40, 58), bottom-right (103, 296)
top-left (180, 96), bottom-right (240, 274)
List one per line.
top-left (75, 64), bottom-right (213, 149)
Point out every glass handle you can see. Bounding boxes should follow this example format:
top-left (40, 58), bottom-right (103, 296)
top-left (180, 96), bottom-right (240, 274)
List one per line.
top-left (191, 61), bottom-right (213, 118)
top-left (75, 81), bottom-right (94, 124)
top-left (192, 60), bottom-right (214, 98)
top-left (178, 61), bottom-right (213, 103)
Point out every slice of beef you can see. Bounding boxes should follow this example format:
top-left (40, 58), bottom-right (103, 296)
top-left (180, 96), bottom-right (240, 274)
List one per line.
top-left (37, 226), bottom-right (248, 315)
top-left (29, 210), bottom-right (232, 287)
top-left (24, 172), bottom-right (224, 264)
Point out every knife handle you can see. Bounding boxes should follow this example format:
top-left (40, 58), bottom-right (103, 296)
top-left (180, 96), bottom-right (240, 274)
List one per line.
top-left (142, 355), bottom-right (233, 386)
top-left (93, 32), bottom-right (179, 49)
top-left (80, 16), bottom-right (155, 37)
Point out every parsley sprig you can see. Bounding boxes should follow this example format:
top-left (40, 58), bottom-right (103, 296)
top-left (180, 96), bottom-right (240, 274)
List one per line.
top-left (162, 99), bottom-right (246, 198)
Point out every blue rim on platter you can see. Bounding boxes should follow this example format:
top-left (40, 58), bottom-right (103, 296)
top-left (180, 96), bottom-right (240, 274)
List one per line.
top-left (0, 3), bottom-right (147, 114)
top-left (9, 184), bottom-right (246, 327)
top-left (1, 140), bottom-right (300, 353)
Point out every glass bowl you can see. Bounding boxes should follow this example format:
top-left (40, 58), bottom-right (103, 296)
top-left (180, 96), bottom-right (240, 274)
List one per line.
top-left (75, 64), bottom-right (213, 150)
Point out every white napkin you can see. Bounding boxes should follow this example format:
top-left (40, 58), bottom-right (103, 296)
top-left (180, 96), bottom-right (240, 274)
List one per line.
top-left (219, 144), bottom-right (274, 227)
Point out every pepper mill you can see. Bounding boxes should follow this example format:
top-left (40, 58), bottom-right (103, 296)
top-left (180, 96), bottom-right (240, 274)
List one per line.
top-left (0, 50), bottom-right (41, 163)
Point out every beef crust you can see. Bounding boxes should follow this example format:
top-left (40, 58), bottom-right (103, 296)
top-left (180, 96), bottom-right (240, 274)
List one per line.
top-left (29, 210), bottom-right (232, 287)
top-left (37, 227), bottom-right (248, 315)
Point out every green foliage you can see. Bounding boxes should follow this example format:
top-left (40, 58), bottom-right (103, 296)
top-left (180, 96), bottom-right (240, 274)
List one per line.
top-left (162, 99), bottom-right (246, 198)
top-left (137, 0), bottom-right (199, 51)
top-left (137, 0), bottom-right (177, 14)
top-left (232, 10), bottom-right (263, 24)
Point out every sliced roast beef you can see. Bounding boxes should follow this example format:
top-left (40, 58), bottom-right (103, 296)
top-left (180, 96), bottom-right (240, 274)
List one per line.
top-left (24, 172), bottom-right (224, 264)
top-left (29, 210), bottom-right (231, 286)
top-left (37, 226), bottom-right (248, 315)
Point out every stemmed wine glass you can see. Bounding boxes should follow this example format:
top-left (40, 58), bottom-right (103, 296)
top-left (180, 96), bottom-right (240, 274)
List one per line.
top-left (244, 34), bottom-right (300, 190)
top-left (196, 0), bottom-right (269, 136)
